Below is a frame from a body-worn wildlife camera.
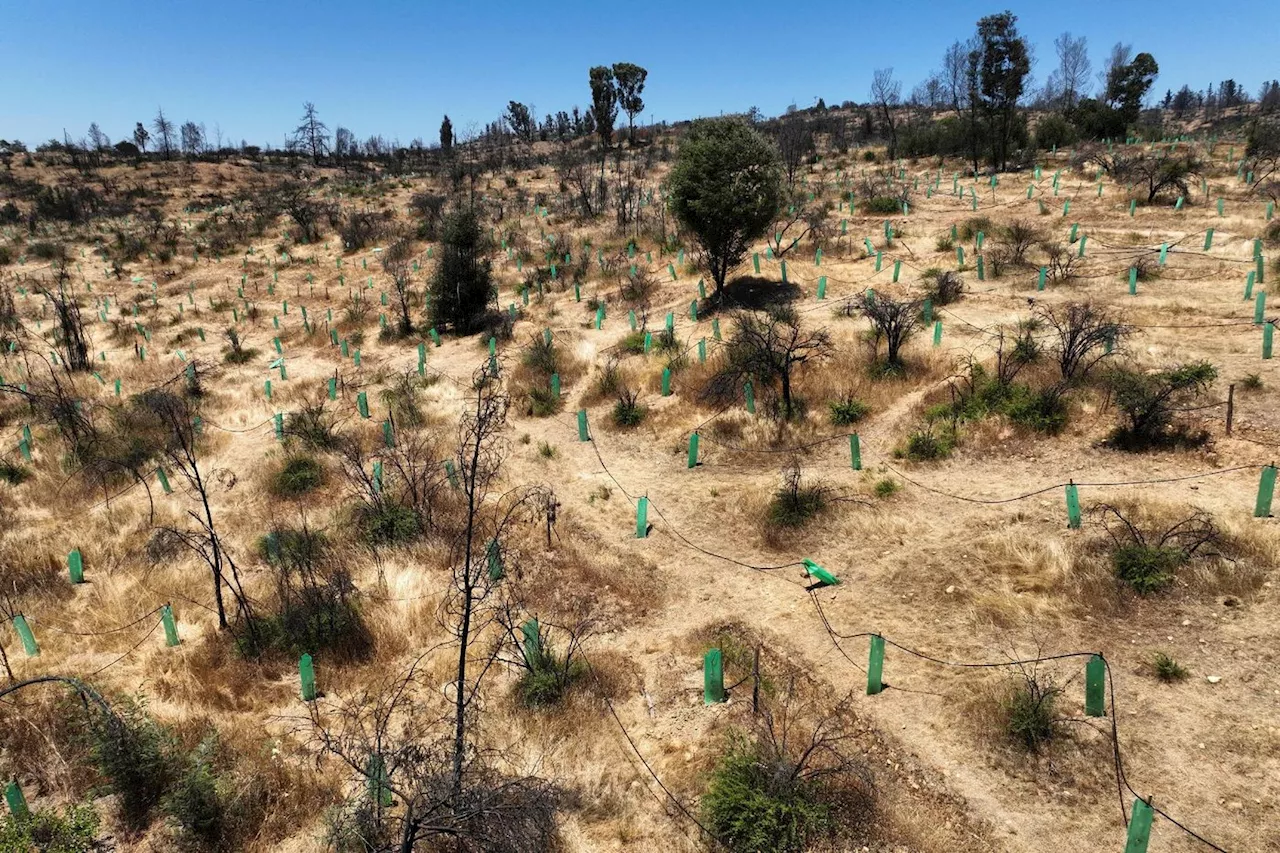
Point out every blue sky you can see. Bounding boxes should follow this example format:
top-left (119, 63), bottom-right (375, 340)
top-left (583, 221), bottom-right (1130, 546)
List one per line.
top-left (3, 0), bottom-right (1277, 148)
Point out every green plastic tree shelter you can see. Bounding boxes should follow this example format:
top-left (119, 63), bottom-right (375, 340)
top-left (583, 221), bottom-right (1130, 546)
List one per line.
top-left (704, 649), bottom-right (725, 704)
top-left (161, 604), bottom-right (180, 647)
top-left (801, 559), bottom-right (839, 587)
top-left (577, 409), bottom-right (589, 442)
top-left (444, 460), bottom-right (460, 489)
top-left (156, 467), bottom-right (172, 494)
top-left (1255, 465), bottom-right (1277, 517)
top-left (12, 614), bottom-right (38, 656)
top-left (1123, 797), bottom-right (1154, 853)
top-left (849, 434), bottom-right (862, 470)
top-left (4, 781), bottom-right (28, 817)
top-left (1085, 654), bottom-right (1106, 717)
top-left (866, 635), bottom-right (885, 695)
top-left (687, 433), bottom-right (699, 469)
top-left (357, 392), bottom-right (370, 419)
top-left (635, 497), bottom-right (649, 539)
top-left (744, 380), bottom-right (756, 414)
top-left (522, 619), bottom-right (541, 663)
top-left (68, 549), bottom-right (84, 584)
top-left (366, 755), bottom-right (393, 807)
top-left (1065, 483), bottom-right (1082, 529)
top-left (299, 654), bottom-right (317, 701)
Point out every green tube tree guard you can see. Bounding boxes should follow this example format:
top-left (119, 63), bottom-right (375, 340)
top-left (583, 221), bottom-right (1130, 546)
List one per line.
top-left (661, 368), bottom-right (671, 397)
top-left (357, 392), bottom-right (370, 418)
top-left (704, 649), bottom-right (725, 704)
top-left (162, 604), bottom-right (180, 647)
top-left (1124, 798), bottom-right (1154, 853)
top-left (867, 635), bottom-right (885, 695)
top-left (1065, 483), bottom-right (1082, 529)
top-left (744, 380), bottom-right (755, 414)
top-left (850, 434), bottom-right (861, 470)
top-left (1085, 654), bottom-right (1106, 716)
top-left (299, 653), bottom-right (316, 701)
top-left (687, 433), bottom-right (699, 469)
top-left (157, 467), bottom-right (172, 494)
top-left (1255, 465), bottom-right (1276, 517)
top-left (5, 781), bottom-right (28, 817)
top-left (68, 549), bottom-right (84, 584)
top-left (13, 614), bottom-right (38, 656)
top-left (577, 409), bottom-right (589, 442)
top-left (635, 497), bottom-right (649, 538)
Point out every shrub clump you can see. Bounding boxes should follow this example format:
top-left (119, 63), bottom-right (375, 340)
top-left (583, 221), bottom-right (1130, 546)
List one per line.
top-left (702, 732), bottom-right (846, 853)
top-left (271, 455), bottom-right (324, 497)
top-left (1001, 669), bottom-right (1061, 752)
top-left (766, 463), bottom-right (829, 528)
top-left (827, 396), bottom-right (869, 426)
top-left (0, 803), bottom-right (101, 852)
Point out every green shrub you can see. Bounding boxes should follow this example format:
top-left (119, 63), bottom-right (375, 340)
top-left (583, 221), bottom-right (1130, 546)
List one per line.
top-left (864, 195), bottom-right (900, 214)
top-left (1003, 386), bottom-right (1069, 435)
top-left (537, 440), bottom-right (556, 459)
top-left (359, 502), bottom-right (421, 546)
top-left (957, 216), bottom-right (991, 242)
top-left (1113, 543), bottom-right (1184, 594)
top-left (30, 241), bottom-right (67, 261)
top-left (828, 397), bottom-right (869, 426)
top-left (1241, 372), bottom-right (1264, 391)
top-left (0, 803), bottom-right (101, 853)
top-left (271, 455), bottom-right (324, 496)
top-left (1001, 672), bottom-right (1060, 752)
top-left (87, 698), bottom-right (177, 831)
top-left (703, 734), bottom-right (834, 853)
top-left (873, 478), bottom-right (898, 498)
top-left (284, 405), bottom-right (338, 450)
top-left (767, 465), bottom-right (828, 528)
top-left (1152, 651), bottom-right (1189, 683)
top-left (257, 527), bottom-right (328, 568)
top-left (526, 386), bottom-right (562, 417)
top-left (901, 422), bottom-right (954, 461)
top-left (165, 736), bottom-right (224, 848)
top-left (618, 331), bottom-right (646, 354)
top-left (517, 641), bottom-right (586, 707)
top-left (0, 460), bottom-right (30, 485)
top-left (935, 235), bottom-right (954, 252)
top-left (612, 391), bottom-right (646, 427)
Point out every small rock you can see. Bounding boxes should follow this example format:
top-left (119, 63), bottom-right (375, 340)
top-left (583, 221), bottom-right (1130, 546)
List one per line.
top-left (945, 585), bottom-right (956, 594)
top-left (1181, 619), bottom-right (1191, 626)
top-left (1207, 675), bottom-right (1223, 684)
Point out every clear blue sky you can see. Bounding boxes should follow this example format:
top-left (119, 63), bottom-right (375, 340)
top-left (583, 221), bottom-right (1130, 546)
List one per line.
top-left (3, 0), bottom-right (1277, 148)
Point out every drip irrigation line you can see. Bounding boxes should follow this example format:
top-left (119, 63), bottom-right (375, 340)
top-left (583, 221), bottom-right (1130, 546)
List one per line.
top-left (32, 606), bottom-right (163, 637)
top-left (812, 595), bottom-right (1232, 850)
top-left (83, 617), bottom-right (164, 679)
top-left (880, 463), bottom-right (1258, 505)
top-left (581, 651), bottom-right (730, 850)
top-left (643, 497), bottom-right (807, 578)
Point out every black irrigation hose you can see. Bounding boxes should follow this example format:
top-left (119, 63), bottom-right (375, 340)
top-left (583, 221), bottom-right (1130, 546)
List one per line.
top-left (31, 606), bottom-right (163, 637)
top-left (83, 618), bottom-right (164, 679)
top-left (879, 463), bottom-right (1259, 505)
top-left (810, 590), bottom-right (1233, 851)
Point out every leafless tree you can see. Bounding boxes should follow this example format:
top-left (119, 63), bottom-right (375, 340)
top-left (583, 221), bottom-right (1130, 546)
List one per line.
top-left (870, 68), bottom-right (902, 161)
top-left (40, 263), bottom-right (90, 372)
top-left (713, 307), bottom-right (833, 419)
top-left (1053, 32), bottom-right (1091, 110)
top-left (141, 367), bottom-right (256, 637)
top-left (293, 102), bottom-right (330, 164)
top-left (151, 107), bottom-right (175, 160)
top-left (863, 294), bottom-right (922, 370)
top-left (381, 238), bottom-right (416, 336)
top-left (305, 361), bottom-right (561, 852)
top-left (1034, 302), bottom-right (1130, 382)
top-left (774, 115), bottom-right (813, 187)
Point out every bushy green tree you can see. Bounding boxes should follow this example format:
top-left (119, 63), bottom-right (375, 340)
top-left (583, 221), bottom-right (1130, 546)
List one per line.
top-left (428, 209), bottom-right (494, 334)
top-left (667, 117), bottom-right (783, 298)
